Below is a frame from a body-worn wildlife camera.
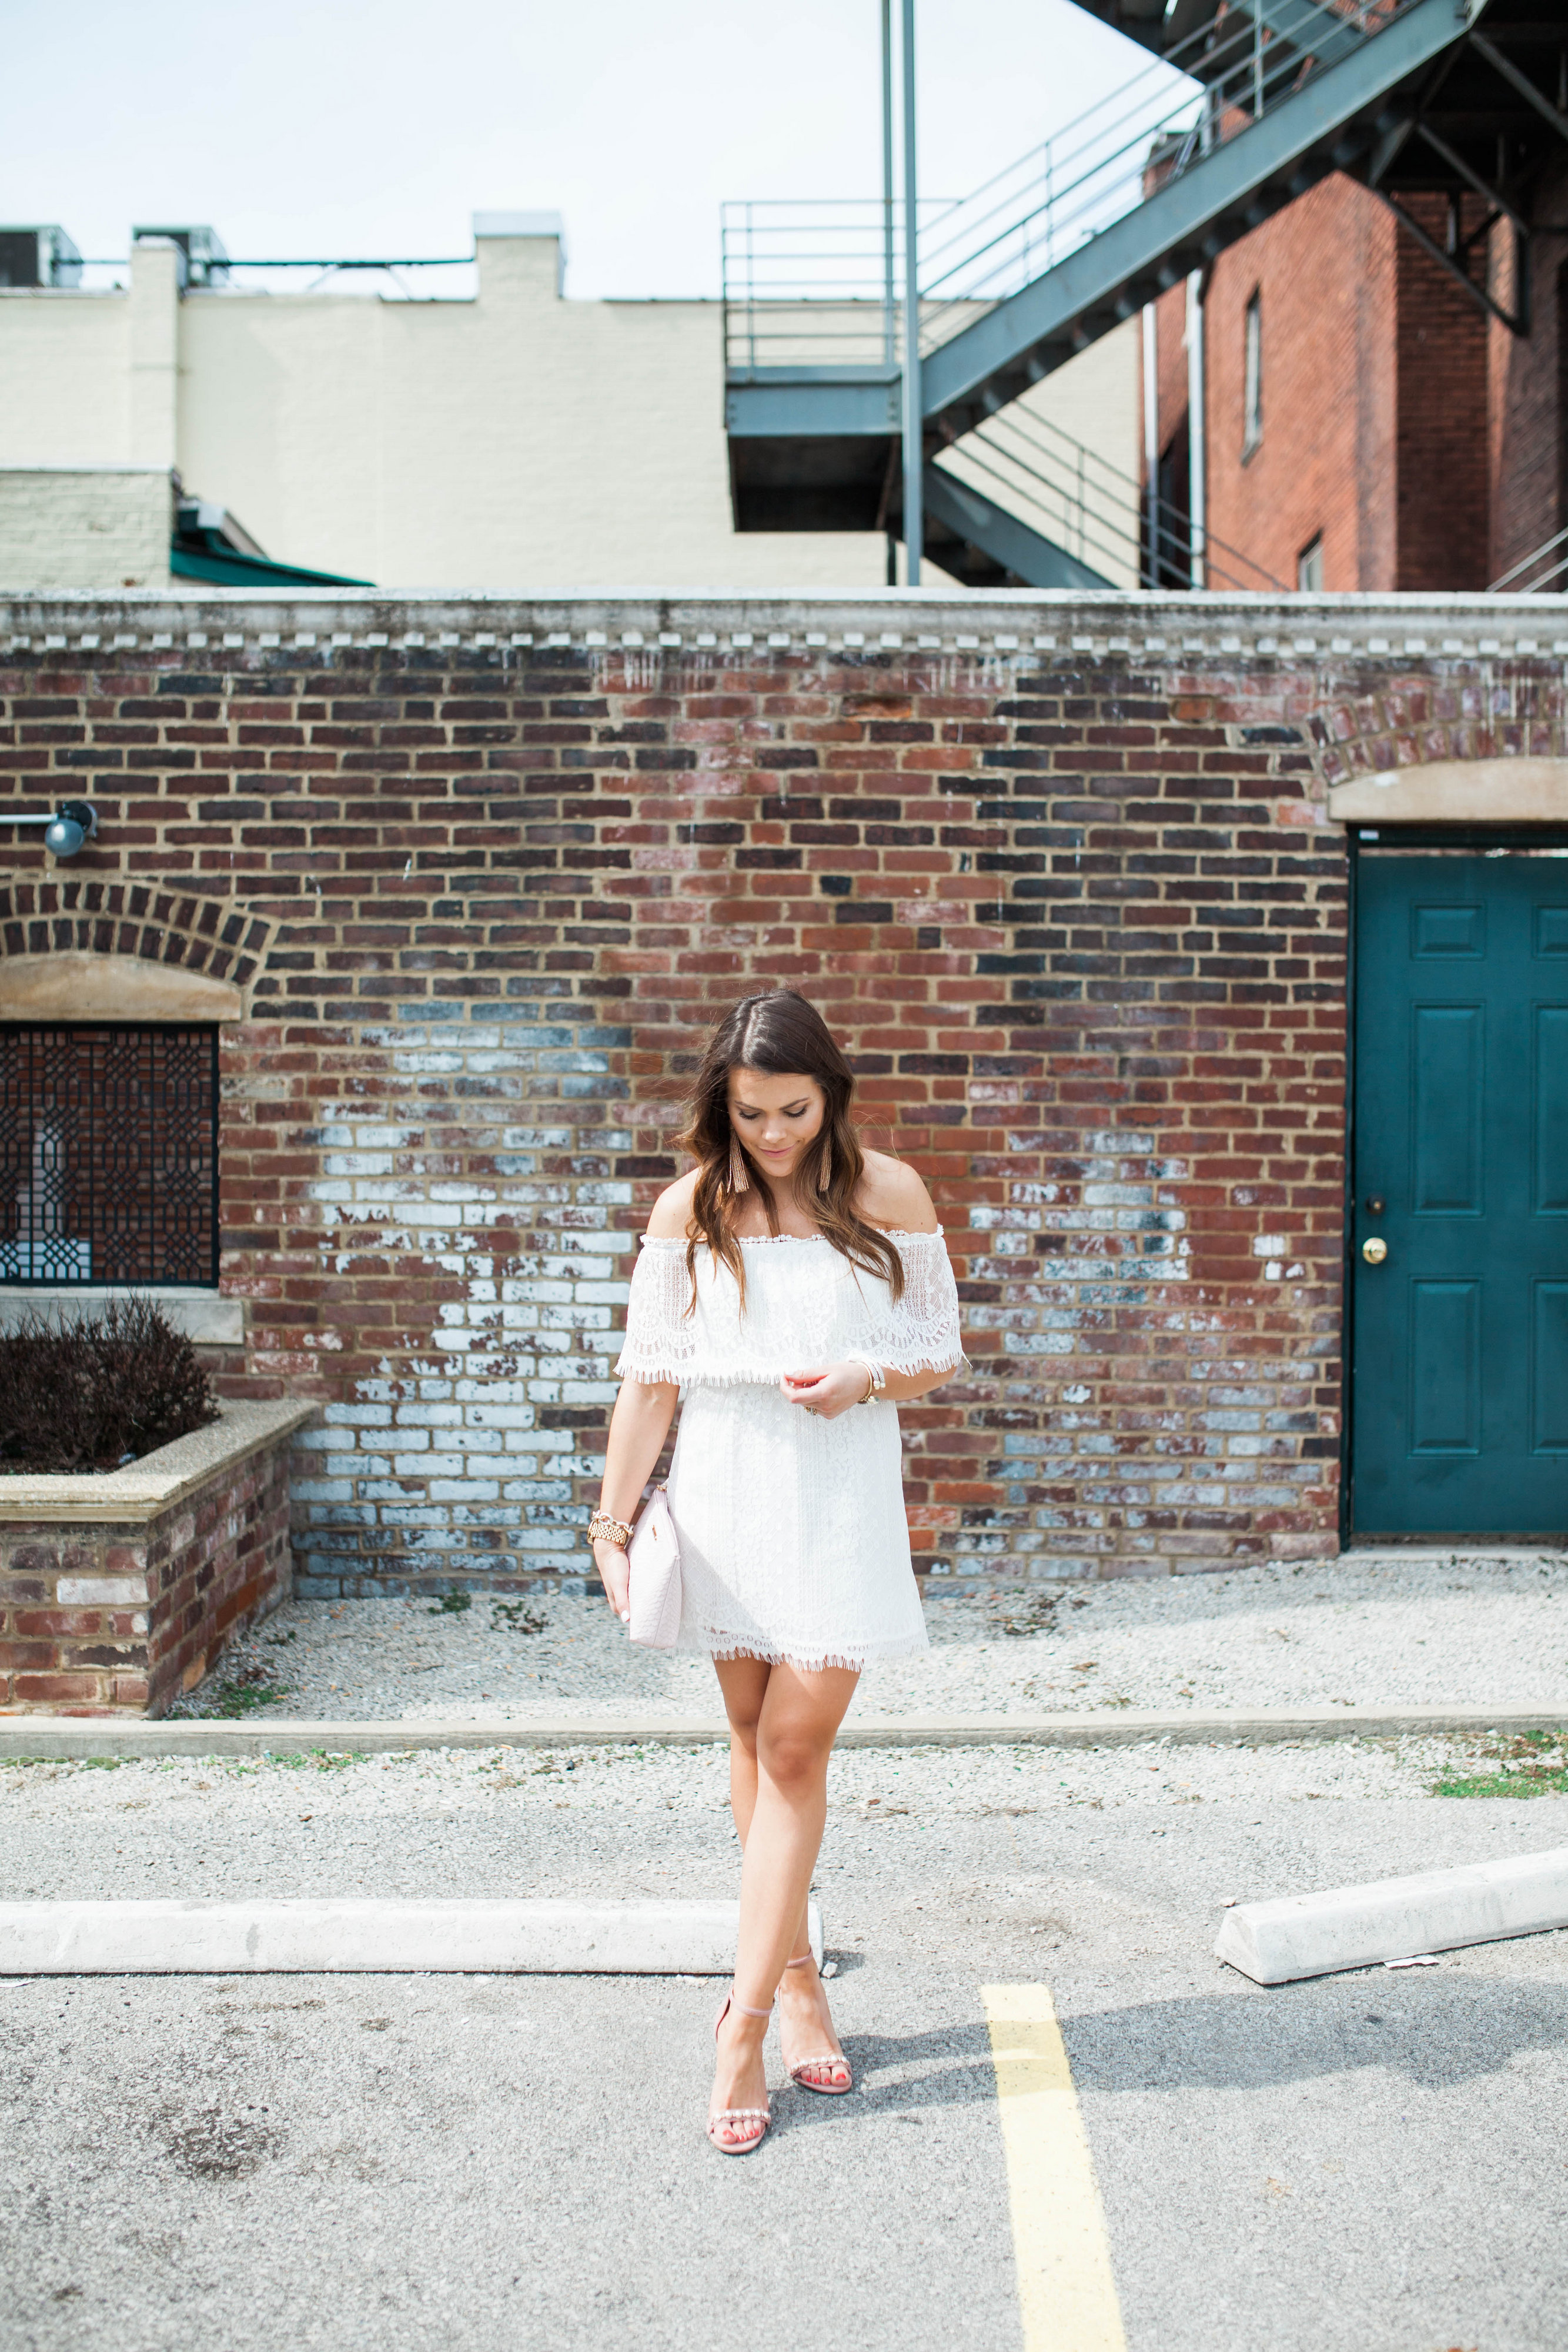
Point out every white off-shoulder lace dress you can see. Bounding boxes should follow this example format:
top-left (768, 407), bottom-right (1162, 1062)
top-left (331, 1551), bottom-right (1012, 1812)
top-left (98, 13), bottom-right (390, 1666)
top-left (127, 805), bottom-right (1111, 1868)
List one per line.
top-left (614, 1228), bottom-right (965, 1673)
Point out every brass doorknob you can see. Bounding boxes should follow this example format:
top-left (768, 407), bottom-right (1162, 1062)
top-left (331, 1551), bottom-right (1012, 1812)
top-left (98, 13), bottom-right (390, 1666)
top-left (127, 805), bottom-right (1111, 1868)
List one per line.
top-left (1362, 1237), bottom-right (1388, 1265)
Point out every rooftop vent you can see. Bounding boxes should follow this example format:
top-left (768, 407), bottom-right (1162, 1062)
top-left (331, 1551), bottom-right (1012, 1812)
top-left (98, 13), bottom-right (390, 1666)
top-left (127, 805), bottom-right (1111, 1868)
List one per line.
top-left (0, 227), bottom-right (83, 289)
top-left (131, 225), bottom-right (229, 289)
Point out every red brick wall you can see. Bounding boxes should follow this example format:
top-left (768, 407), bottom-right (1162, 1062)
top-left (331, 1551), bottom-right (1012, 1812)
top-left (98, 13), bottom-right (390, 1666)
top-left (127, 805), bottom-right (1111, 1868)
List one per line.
top-left (1199, 176), bottom-right (1398, 592)
top-left (1394, 198), bottom-right (1492, 592)
top-left (0, 593), bottom-right (1555, 1595)
top-left (1489, 154), bottom-right (1568, 585)
top-left (0, 1424), bottom-right (296, 1716)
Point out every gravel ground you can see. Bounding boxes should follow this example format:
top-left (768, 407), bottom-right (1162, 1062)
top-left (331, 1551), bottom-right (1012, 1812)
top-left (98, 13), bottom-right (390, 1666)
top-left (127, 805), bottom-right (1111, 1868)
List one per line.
top-left (174, 1549), bottom-right (1568, 1723)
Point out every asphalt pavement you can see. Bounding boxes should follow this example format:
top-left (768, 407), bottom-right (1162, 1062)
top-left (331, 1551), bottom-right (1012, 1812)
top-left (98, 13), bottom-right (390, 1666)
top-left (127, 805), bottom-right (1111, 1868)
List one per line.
top-left (2, 1745), bottom-right (1567, 2352)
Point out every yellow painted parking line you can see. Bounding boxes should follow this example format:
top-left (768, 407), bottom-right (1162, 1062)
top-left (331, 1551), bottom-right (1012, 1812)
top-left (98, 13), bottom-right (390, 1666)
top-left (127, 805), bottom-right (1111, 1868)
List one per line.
top-left (982, 1984), bottom-right (1127, 2352)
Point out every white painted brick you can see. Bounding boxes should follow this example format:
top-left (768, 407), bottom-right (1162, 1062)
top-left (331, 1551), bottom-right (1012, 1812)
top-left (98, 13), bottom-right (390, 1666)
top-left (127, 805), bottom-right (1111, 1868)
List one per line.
top-left (0, 470), bottom-right (171, 590)
top-left (58, 1575), bottom-right (148, 1606)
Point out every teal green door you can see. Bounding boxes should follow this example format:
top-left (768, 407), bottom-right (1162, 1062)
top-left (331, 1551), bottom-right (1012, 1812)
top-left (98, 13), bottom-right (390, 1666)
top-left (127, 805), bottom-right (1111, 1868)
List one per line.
top-left (1353, 853), bottom-right (1568, 1533)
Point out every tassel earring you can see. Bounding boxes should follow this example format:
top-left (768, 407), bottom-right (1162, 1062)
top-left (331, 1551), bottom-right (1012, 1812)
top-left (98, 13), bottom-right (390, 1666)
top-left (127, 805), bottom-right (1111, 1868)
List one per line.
top-left (817, 1131), bottom-right (833, 1194)
top-left (728, 1134), bottom-right (750, 1194)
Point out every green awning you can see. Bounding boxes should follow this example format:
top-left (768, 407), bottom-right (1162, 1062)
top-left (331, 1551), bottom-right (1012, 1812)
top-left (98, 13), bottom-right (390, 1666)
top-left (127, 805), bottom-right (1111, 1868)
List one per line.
top-left (170, 531), bottom-right (371, 589)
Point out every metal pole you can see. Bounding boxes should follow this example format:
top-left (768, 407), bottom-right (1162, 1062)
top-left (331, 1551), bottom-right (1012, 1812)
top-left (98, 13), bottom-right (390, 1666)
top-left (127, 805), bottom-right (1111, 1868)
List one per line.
top-left (1141, 301), bottom-right (1159, 587)
top-left (900, 0), bottom-right (922, 587)
top-left (882, 0), bottom-right (898, 586)
top-left (881, 0), bottom-right (895, 370)
top-left (1186, 268), bottom-right (1206, 590)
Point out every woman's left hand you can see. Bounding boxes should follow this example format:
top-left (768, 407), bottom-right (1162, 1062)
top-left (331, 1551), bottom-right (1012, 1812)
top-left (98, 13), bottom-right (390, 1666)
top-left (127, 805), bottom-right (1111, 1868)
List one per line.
top-left (780, 1362), bottom-right (871, 1421)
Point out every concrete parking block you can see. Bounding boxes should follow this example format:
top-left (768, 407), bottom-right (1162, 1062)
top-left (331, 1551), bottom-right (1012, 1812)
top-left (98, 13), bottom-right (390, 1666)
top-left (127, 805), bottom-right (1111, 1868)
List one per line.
top-left (0, 1896), bottom-right (824, 1976)
top-left (1215, 1845), bottom-right (1568, 1983)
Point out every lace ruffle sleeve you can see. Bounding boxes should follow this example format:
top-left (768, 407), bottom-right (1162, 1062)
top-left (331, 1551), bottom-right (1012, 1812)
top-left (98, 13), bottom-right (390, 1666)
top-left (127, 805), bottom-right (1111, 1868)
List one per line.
top-left (613, 1238), bottom-right (698, 1384)
top-left (864, 1229), bottom-right (967, 1376)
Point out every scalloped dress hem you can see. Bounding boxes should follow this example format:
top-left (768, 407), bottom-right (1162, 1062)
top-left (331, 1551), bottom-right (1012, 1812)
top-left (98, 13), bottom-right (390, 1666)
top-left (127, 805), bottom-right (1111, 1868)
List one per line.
top-left (686, 1628), bottom-right (931, 1675)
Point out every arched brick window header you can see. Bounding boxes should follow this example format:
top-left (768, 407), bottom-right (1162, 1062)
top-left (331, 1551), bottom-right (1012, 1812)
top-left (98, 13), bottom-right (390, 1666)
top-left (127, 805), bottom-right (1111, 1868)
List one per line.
top-left (0, 882), bottom-right (275, 1005)
top-left (1307, 673), bottom-right (1568, 796)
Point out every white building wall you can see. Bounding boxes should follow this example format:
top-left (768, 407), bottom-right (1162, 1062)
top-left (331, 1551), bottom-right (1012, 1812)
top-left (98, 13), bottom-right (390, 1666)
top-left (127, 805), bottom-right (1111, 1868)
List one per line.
top-left (0, 292), bottom-right (131, 465)
top-left (0, 222), bottom-right (1139, 593)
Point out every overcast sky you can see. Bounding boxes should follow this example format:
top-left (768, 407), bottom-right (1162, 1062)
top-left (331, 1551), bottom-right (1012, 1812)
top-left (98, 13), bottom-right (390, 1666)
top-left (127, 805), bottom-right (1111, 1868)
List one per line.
top-left (1, 0), bottom-right (1145, 299)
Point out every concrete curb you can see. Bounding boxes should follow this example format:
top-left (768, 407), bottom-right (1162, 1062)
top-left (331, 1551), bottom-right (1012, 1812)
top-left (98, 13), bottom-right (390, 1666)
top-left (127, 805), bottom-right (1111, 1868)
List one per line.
top-left (0, 1896), bottom-right (824, 1976)
top-left (2, 1705), bottom-right (1566, 1760)
top-left (1215, 1847), bottom-right (1568, 1983)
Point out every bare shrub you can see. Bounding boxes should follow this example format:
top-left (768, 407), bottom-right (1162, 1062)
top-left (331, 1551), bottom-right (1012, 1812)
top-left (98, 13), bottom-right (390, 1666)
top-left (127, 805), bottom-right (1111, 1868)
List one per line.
top-left (0, 1297), bottom-right (219, 1474)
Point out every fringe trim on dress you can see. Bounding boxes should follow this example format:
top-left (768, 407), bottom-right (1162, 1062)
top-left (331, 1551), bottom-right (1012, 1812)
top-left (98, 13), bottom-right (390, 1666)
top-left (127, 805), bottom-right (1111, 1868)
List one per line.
top-left (687, 1626), bottom-right (930, 1673)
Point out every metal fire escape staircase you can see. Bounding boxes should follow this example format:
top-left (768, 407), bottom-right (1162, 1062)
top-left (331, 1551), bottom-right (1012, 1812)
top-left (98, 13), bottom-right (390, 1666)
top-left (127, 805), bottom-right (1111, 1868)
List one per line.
top-left (724, 0), bottom-right (1510, 588)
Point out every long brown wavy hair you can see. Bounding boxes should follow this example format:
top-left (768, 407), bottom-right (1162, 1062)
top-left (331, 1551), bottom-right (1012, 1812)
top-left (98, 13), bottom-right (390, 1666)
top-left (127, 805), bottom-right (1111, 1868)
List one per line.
top-left (677, 990), bottom-right (905, 1308)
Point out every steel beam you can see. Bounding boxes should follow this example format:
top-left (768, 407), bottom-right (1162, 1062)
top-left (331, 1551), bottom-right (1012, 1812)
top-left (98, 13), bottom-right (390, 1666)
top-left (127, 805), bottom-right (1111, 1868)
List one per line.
top-left (726, 377), bottom-right (901, 438)
top-left (1368, 182), bottom-right (1527, 333)
top-left (919, 0), bottom-right (1476, 427)
top-left (1468, 30), bottom-right (1568, 151)
top-left (1414, 116), bottom-right (1530, 231)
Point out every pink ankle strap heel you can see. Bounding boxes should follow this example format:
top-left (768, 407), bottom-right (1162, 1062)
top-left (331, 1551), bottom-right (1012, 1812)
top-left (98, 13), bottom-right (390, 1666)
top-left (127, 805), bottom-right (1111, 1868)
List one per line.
top-left (783, 1952), bottom-right (853, 2095)
top-left (707, 1989), bottom-right (775, 2156)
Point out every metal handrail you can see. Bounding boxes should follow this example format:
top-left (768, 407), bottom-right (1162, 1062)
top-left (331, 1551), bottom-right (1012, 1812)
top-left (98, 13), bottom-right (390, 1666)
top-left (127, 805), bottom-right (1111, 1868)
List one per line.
top-left (915, 0), bottom-right (1389, 343)
top-left (1489, 526), bottom-right (1568, 594)
top-left (722, 0), bottom-right (1419, 375)
top-left (938, 400), bottom-right (1285, 593)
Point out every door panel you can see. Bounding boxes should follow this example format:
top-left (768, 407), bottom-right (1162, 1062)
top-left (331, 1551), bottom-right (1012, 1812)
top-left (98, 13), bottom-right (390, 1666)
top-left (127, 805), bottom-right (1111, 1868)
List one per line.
top-left (1532, 1281), bottom-right (1568, 1454)
top-left (1410, 1005), bottom-right (1483, 1214)
top-left (1534, 1007), bottom-right (1568, 1212)
top-left (1353, 854), bottom-right (1568, 1533)
top-left (1407, 1279), bottom-right (1480, 1452)
top-left (1412, 901), bottom-right (1485, 958)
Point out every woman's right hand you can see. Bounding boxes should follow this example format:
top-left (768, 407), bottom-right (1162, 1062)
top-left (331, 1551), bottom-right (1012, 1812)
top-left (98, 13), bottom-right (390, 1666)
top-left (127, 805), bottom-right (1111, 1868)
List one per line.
top-left (592, 1539), bottom-right (631, 1623)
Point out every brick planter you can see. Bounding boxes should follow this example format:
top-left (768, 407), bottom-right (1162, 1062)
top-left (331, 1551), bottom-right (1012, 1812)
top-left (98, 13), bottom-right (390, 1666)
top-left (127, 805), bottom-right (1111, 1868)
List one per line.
top-left (0, 1400), bottom-right (315, 1717)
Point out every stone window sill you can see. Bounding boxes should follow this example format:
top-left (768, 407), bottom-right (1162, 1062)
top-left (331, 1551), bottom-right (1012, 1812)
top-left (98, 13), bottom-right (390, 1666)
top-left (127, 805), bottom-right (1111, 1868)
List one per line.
top-left (0, 1286), bottom-right (243, 1345)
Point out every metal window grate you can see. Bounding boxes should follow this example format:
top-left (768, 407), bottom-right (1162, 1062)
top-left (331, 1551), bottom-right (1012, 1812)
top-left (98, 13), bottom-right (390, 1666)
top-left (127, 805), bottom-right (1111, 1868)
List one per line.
top-left (0, 1026), bottom-right (219, 1287)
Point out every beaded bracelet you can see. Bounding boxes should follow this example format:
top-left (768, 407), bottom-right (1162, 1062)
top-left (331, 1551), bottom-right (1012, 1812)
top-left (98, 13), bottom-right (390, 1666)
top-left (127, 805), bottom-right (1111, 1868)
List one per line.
top-left (587, 1509), bottom-right (633, 1550)
top-left (846, 1354), bottom-right (887, 1405)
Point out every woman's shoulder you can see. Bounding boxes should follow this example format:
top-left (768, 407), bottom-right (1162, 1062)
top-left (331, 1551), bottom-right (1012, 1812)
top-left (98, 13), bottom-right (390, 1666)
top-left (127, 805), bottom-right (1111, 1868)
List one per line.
top-left (855, 1151), bottom-right (940, 1237)
top-left (643, 1170), bottom-right (700, 1242)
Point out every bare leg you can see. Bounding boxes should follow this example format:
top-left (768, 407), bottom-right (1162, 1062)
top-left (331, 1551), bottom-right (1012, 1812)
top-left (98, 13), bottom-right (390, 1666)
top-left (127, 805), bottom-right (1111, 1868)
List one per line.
top-left (708, 1656), bottom-right (858, 2135)
top-left (718, 1657), bottom-right (837, 1951)
top-left (721, 1665), bottom-right (852, 2088)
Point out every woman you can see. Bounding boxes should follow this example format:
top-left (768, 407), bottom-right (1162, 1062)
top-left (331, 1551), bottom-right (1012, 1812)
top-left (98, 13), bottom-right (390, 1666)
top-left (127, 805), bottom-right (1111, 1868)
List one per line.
top-left (587, 989), bottom-right (964, 2154)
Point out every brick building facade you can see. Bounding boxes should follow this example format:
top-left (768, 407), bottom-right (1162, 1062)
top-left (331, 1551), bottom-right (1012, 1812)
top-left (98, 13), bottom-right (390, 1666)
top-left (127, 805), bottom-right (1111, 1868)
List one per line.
top-left (1145, 156), bottom-right (1568, 594)
top-left (1, 588), bottom-right (1565, 1595)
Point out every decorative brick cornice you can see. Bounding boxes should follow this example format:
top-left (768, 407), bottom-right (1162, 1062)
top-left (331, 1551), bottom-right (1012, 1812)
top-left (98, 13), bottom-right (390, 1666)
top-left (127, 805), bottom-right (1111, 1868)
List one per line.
top-left (1, 588), bottom-right (1566, 669)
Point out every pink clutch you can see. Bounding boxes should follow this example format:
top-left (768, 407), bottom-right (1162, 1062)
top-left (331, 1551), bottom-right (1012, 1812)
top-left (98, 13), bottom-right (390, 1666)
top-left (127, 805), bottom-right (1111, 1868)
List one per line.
top-left (627, 1483), bottom-right (682, 1651)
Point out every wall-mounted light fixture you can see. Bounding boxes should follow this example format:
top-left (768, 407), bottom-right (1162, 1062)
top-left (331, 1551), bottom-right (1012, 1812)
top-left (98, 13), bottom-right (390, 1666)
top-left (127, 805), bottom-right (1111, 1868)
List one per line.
top-left (0, 802), bottom-right (99, 859)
